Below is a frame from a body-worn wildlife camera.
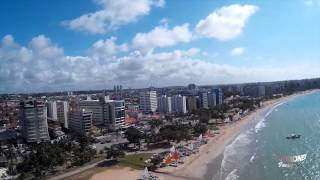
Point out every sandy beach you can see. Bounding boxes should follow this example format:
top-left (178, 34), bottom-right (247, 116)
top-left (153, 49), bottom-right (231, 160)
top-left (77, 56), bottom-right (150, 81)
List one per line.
top-left (75, 91), bottom-right (313, 180)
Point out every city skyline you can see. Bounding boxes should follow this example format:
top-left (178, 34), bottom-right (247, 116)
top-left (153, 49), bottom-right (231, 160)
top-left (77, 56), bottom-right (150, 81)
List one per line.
top-left (1, 0), bottom-right (320, 93)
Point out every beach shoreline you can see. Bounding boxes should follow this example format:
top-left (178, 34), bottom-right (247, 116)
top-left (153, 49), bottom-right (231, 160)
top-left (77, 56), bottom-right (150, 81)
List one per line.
top-left (66, 90), bottom-right (315, 180)
top-left (154, 90), bottom-right (314, 180)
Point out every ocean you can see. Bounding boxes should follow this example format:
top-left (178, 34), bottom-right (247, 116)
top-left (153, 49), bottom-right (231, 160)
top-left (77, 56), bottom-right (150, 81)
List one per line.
top-left (207, 91), bottom-right (320, 180)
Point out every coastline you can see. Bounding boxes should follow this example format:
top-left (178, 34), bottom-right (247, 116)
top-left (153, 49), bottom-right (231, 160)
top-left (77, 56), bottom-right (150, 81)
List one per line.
top-left (63, 90), bottom-right (315, 180)
top-left (154, 90), bottom-right (314, 180)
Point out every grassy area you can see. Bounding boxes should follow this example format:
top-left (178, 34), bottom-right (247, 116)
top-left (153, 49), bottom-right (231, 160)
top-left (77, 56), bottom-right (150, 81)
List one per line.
top-left (119, 153), bottom-right (153, 170)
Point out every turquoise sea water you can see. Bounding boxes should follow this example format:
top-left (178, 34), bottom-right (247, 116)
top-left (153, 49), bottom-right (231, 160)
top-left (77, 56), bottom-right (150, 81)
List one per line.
top-left (211, 91), bottom-right (320, 180)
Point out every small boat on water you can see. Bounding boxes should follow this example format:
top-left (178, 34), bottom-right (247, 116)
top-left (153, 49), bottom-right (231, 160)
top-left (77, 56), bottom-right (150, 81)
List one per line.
top-left (286, 134), bottom-right (301, 139)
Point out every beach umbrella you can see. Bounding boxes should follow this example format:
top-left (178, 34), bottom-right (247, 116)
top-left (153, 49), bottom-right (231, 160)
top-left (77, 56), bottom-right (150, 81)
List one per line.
top-left (144, 167), bottom-right (149, 177)
top-left (171, 152), bottom-right (179, 160)
top-left (170, 145), bottom-right (176, 153)
top-left (188, 143), bottom-right (194, 150)
top-left (164, 157), bottom-right (172, 165)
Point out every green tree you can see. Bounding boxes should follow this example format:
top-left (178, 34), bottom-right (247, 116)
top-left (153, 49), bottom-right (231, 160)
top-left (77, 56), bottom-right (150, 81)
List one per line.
top-left (193, 123), bottom-right (208, 136)
top-left (106, 148), bottom-right (125, 161)
top-left (125, 126), bottom-right (143, 148)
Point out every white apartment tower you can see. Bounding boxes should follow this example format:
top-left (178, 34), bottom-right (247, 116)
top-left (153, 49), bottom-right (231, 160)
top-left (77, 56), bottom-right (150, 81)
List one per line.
top-left (157, 95), bottom-right (172, 113)
top-left (47, 101), bottom-right (58, 121)
top-left (139, 91), bottom-right (157, 113)
top-left (20, 100), bottom-right (50, 143)
top-left (171, 95), bottom-right (187, 114)
top-left (56, 101), bottom-right (69, 128)
top-left (47, 101), bottom-right (69, 128)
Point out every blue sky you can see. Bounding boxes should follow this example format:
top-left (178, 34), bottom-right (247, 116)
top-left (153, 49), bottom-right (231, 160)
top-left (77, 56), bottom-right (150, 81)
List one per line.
top-left (0, 0), bottom-right (319, 93)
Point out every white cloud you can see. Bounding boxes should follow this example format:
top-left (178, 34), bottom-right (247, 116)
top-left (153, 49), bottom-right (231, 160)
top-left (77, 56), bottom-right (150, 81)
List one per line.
top-left (89, 37), bottom-right (128, 59)
top-left (231, 47), bottom-right (245, 56)
top-left (1, 35), bottom-right (319, 93)
top-left (29, 35), bottom-right (64, 58)
top-left (195, 4), bottom-right (259, 41)
top-left (64, 0), bottom-right (165, 34)
top-left (132, 24), bottom-right (193, 53)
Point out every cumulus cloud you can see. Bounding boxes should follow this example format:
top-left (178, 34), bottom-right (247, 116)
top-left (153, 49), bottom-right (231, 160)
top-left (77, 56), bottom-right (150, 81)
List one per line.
top-left (195, 4), bottom-right (259, 41)
top-left (231, 47), bottom-right (245, 56)
top-left (132, 23), bottom-right (193, 53)
top-left (63, 0), bottom-right (165, 34)
top-left (1, 35), bottom-right (319, 93)
top-left (89, 37), bottom-right (128, 59)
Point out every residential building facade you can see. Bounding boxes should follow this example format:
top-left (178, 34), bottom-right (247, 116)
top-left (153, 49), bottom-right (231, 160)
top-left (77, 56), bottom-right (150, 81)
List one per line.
top-left (157, 95), bottom-right (172, 113)
top-left (68, 109), bottom-right (93, 135)
top-left (139, 91), bottom-right (157, 113)
top-left (186, 96), bottom-right (198, 112)
top-left (56, 101), bottom-right (68, 129)
top-left (171, 95), bottom-right (187, 114)
top-left (20, 100), bottom-right (50, 143)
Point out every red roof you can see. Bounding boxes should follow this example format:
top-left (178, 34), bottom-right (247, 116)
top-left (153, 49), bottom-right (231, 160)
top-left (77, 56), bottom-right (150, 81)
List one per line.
top-left (125, 115), bottom-right (138, 125)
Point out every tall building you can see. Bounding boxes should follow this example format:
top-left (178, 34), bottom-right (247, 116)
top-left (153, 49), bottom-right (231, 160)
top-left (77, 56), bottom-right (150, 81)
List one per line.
top-left (47, 101), bottom-right (69, 128)
top-left (258, 85), bottom-right (266, 97)
top-left (79, 97), bottom-right (126, 130)
top-left (243, 85), bottom-right (265, 97)
top-left (139, 91), bottom-right (157, 113)
top-left (212, 88), bottom-right (224, 105)
top-left (80, 99), bottom-right (105, 125)
top-left (20, 100), bottom-right (50, 143)
top-left (200, 92), bottom-right (209, 109)
top-left (171, 95), bottom-right (187, 114)
top-left (208, 92), bottom-right (217, 107)
top-left (56, 101), bottom-right (68, 129)
top-left (186, 96), bottom-right (197, 112)
top-left (47, 101), bottom-right (58, 121)
top-left (68, 109), bottom-right (93, 135)
top-left (200, 88), bottom-right (224, 109)
top-left (157, 95), bottom-right (172, 113)
top-left (106, 100), bottom-right (126, 130)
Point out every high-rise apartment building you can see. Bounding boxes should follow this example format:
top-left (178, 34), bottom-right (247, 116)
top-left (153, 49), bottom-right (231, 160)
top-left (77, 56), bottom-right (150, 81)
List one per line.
top-left (106, 100), bottom-right (125, 130)
top-left (200, 92), bottom-right (209, 109)
top-left (68, 109), bottom-right (93, 135)
top-left (171, 95), bottom-right (187, 114)
top-left (208, 92), bottom-right (217, 107)
top-left (200, 88), bottom-right (224, 109)
top-left (157, 95), bottom-right (172, 113)
top-left (47, 101), bottom-right (58, 121)
top-left (47, 101), bottom-right (69, 128)
top-left (56, 101), bottom-right (68, 128)
top-left (186, 96), bottom-right (198, 112)
top-left (139, 91), bottom-right (157, 113)
top-left (20, 100), bottom-right (50, 143)
top-left (212, 88), bottom-right (224, 105)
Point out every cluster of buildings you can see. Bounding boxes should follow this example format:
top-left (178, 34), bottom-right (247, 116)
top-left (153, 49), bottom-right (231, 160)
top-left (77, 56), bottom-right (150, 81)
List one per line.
top-left (139, 88), bottom-right (224, 114)
top-left (0, 84), bottom-right (225, 144)
top-left (18, 94), bottom-right (126, 143)
top-left (4, 77), bottom-right (320, 145)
